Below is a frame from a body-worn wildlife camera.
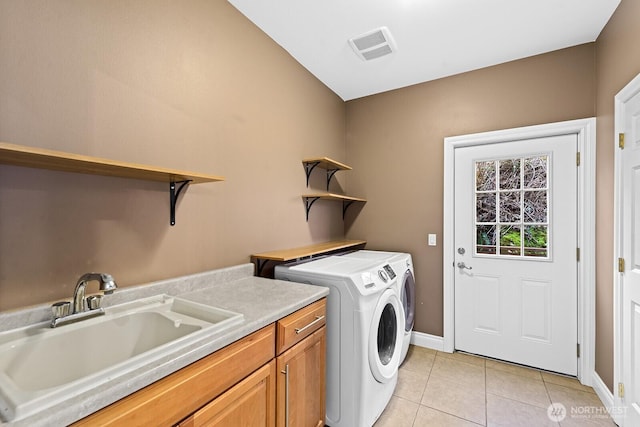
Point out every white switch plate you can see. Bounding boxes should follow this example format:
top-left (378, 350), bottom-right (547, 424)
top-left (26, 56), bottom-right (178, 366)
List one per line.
top-left (428, 234), bottom-right (437, 246)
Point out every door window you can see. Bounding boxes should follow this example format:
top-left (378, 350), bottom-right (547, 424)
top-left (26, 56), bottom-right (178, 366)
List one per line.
top-left (475, 155), bottom-right (549, 258)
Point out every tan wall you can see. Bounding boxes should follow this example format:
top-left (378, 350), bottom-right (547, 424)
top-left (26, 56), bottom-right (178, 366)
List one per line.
top-left (0, 1), bottom-right (346, 310)
top-left (594, 0), bottom-right (640, 392)
top-left (0, 0), bottom-right (630, 394)
top-left (345, 44), bottom-right (596, 339)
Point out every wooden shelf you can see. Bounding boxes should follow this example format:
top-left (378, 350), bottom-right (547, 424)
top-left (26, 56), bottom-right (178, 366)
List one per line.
top-left (301, 193), bottom-right (366, 203)
top-left (251, 239), bottom-right (367, 276)
top-left (252, 239), bottom-right (366, 262)
top-left (0, 142), bottom-right (224, 184)
top-left (302, 157), bottom-right (352, 189)
top-left (302, 192), bottom-right (366, 221)
top-left (302, 157), bottom-right (352, 171)
top-left (0, 142), bottom-right (224, 225)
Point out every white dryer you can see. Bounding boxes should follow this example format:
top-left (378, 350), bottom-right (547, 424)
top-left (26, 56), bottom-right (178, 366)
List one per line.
top-left (275, 256), bottom-right (403, 427)
top-left (390, 253), bottom-right (415, 364)
top-left (338, 250), bottom-right (416, 364)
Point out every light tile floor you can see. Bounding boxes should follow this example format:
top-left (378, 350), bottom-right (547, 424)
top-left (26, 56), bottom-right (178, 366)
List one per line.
top-left (374, 346), bottom-right (617, 427)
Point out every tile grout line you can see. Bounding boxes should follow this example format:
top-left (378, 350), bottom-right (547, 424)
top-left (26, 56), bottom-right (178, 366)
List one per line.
top-left (541, 378), bottom-right (561, 427)
top-left (484, 359), bottom-right (488, 427)
top-left (412, 354), bottom-right (434, 427)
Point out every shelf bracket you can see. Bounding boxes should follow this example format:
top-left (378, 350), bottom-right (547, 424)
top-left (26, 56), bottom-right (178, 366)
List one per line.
top-left (342, 200), bottom-right (355, 219)
top-left (304, 196), bottom-right (321, 221)
top-left (254, 258), bottom-right (270, 277)
top-left (304, 161), bottom-right (321, 187)
top-left (169, 180), bottom-right (192, 226)
top-left (326, 169), bottom-right (339, 190)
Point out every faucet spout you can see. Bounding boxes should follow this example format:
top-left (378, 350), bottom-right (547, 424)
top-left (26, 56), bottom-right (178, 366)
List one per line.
top-left (72, 273), bottom-right (118, 314)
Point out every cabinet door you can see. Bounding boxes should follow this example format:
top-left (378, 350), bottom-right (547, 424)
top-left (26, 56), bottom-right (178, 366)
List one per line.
top-left (276, 327), bottom-right (326, 427)
top-left (75, 325), bottom-right (275, 427)
top-left (178, 361), bottom-right (276, 427)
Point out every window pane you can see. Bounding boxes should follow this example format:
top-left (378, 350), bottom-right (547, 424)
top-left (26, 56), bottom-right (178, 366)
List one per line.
top-left (500, 191), bottom-right (521, 222)
top-left (474, 154), bottom-right (550, 259)
top-left (477, 193), bottom-right (496, 222)
top-left (524, 225), bottom-right (548, 257)
top-left (499, 159), bottom-right (521, 190)
top-left (524, 156), bottom-right (547, 189)
top-left (523, 190), bottom-right (547, 223)
top-left (476, 161), bottom-right (496, 191)
top-left (499, 225), bottom-right (521, 256)
top-left (476, 225), bottom-right (496, 255)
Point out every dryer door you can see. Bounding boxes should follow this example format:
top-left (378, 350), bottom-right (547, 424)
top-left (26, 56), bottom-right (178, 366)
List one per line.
top-left (368, 288), bottom-right (403, 383)
top-left (401, 269), bottom-right (416, 332)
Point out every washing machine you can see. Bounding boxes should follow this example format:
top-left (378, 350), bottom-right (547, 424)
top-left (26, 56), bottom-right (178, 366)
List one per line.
top-left (338, 250), bottom-right (416, 364)
top-left (275, 256), bottom-right (403, 427)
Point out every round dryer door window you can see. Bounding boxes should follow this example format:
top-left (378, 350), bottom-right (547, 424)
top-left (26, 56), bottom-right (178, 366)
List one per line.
top-left (368, 288), bottom-right (403, 383)
top-left (402, 269), bottom-right (416, 332)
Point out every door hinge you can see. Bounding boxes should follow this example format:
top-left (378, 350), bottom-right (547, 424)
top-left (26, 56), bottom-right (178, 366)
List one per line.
top-left (576, 152), bottom-right (581, 166)
top-left (619, 382), bottom-right (625, 398)
top-left (576, 343), bottom-right (581, 357)
top-left (577, 248), bottom-right (580, 262)
top-left (619, 133), bottom-right (625, 149)
top-left (619, 257), bottom-right (625, 273)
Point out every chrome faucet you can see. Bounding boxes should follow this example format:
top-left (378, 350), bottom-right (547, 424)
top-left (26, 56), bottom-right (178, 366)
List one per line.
top-left (72, 273), bottom-right (117, 314)
top-left (50, 273), bottom-right (117, 327)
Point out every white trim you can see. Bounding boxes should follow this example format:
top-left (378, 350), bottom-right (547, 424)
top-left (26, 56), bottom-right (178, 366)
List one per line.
top-left (613, 72), bottom-right (640, 427)
top-left (443, 118), bottom-right (597, 384)
top-left (591, 371), bottom-right (623, 426)
top-left (410, 331), bottom-right (444, 352)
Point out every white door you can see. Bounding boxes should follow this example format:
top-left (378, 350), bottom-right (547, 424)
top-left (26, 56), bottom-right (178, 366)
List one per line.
top-left (454, 134), bottom-right (578, 375)
top-left (618, 83), bottom-right (640, 426)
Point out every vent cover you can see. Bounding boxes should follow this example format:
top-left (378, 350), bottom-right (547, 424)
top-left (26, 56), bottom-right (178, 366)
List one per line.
top-left (349, 27), bottom-right (396, 61)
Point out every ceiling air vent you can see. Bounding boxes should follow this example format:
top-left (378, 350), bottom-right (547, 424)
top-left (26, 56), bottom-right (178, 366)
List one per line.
top-left (349, 27), bottom-right (396, 61)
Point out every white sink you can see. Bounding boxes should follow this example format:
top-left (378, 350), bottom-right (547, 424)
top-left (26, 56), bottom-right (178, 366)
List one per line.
top-left (0, 294), bottom-right (244, 422)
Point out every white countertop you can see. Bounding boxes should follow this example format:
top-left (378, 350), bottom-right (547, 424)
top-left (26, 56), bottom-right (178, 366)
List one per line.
top-left (0, 264), bottom-right (328, 426)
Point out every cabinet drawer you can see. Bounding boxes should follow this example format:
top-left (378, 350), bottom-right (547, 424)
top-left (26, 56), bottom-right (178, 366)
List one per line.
top-left (276, 298), bottom-right (326, 355)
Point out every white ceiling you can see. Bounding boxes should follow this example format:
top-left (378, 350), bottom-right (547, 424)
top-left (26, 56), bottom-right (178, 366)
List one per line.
top-left (228, 0), bottom-right (620, 101)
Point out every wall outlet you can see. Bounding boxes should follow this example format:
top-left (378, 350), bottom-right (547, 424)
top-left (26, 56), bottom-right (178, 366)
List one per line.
top-left (428, 234), bottom-right (437, 246)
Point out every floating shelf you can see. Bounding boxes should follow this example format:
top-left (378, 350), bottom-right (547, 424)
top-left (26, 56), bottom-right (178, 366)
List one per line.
top-left (0, 142), bottom-right (224, 225)
top-left (302, 192), bottom-right (367, 221)
top-left (302, 157), bottom-right (352, 190)
top-left (251, 239), bottom-right (367, 276)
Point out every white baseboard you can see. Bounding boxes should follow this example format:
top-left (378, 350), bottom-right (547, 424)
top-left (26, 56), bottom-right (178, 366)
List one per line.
top-left (410, 331), bottom-right (445, 352)
top-left (591, 371), bottom-right (623, 426)
top-left (592, 371), bottom-right (614, 408)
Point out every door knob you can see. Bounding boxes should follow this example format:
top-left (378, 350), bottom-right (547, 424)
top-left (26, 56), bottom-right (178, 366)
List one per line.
top-left (457, 261), bottom-right (472, 270)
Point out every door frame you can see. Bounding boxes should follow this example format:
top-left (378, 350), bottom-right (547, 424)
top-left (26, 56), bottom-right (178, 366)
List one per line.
top-left (443, 118), bottom-right (596, 385)
top-left (613, 72), bottom-right (640, 426)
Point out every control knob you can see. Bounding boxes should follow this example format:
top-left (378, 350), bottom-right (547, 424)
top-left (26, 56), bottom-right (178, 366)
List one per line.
top-left (378, 270), bottom-right (389, 282)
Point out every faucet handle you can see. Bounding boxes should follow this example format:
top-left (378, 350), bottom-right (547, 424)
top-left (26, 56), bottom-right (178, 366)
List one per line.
top-left (51, 301), bottom-right (71, 318)
top-left (86, 295), bottom-right (103, 310)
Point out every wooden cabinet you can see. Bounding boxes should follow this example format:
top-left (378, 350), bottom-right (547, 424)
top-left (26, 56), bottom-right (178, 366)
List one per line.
top-left (277, 328), bottom-right (325, 427)
top-left (73, 325), bottom-right (275, 426)
top-left (73, 299), bottom-right (326, 427)
top-left (177, 361), bottom-right (276, 427)
top-left (276, 299), bottom-right (326, 427)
